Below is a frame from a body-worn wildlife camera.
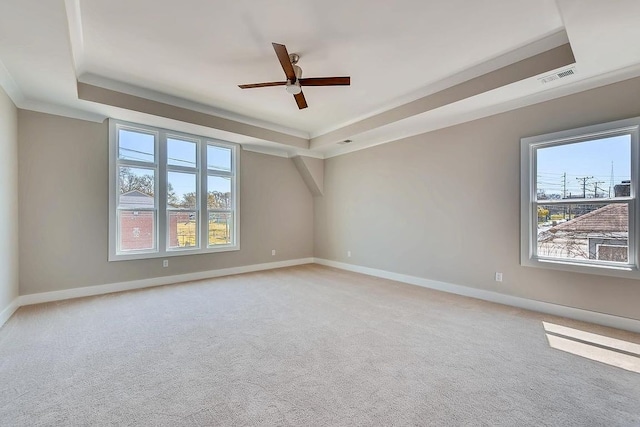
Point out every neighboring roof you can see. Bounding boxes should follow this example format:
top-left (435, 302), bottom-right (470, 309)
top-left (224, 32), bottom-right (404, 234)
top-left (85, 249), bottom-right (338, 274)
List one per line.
top-left (549, 204), bottom-right (627, 233)
top-left (120, 190), bottom-right (154, 208)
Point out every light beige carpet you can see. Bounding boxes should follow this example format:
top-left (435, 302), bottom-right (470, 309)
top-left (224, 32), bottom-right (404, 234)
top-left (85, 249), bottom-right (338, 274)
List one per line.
top-left (0, 265), bottom-right (639, 426)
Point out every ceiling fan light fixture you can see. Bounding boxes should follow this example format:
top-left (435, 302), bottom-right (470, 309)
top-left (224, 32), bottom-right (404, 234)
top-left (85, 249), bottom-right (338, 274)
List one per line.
top-left (286, 80), bottom-right (302, 95)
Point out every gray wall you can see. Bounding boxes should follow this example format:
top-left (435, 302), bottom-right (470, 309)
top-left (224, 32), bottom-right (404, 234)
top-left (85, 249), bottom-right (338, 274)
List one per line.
top-left (14, 77), bottom-right (640, 321)
top-left (315, 76), bottom-right (640, 321)
top-left (0, 87), bottom-right (18, 314)
top-left (18, 111), bottom-right (314, 295)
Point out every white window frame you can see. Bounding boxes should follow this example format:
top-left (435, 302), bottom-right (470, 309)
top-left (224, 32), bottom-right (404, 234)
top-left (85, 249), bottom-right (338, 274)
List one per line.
top-left (520, 116), bottom-right (640, 279)
top-left (109, 119), bottom-right (240, 261)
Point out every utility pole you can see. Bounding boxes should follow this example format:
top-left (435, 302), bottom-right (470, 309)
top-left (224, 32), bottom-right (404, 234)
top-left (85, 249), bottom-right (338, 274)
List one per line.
top-left (593, 181), bottom-right (605, 198)
top-left (609, 161), bottom-right (614, 198)
top-left (576, 176), bottom-right (593, 198)
top-left (562, 172), bottom-right (567, 219)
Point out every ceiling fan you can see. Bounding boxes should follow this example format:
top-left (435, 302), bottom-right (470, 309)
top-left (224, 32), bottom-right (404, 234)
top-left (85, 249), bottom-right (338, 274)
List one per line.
top-left (238, 43), bottom-right (350, 110)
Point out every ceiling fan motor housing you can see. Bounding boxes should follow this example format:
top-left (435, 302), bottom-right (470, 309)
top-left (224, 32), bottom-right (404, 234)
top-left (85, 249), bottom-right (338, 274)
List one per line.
top-left (293, 64), bottom-right (302, 80)
top-left (286, 61), bottom-right (303, 94)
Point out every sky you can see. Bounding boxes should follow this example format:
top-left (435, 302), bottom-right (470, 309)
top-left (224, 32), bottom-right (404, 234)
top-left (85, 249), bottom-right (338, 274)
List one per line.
top-left (119, 130), bottom-right (232, 200)
top-left (536, 134), bottom-right (631, 198)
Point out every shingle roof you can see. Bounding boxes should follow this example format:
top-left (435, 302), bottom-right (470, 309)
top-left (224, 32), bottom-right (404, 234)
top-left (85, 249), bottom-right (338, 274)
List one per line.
top-left (120, 190), bottom-right (154, 208)
top-left (549, 203), bottom-right (627, 233)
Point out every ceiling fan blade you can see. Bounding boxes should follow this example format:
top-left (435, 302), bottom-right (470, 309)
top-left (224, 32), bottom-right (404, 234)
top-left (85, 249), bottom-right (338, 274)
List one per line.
top-left (294, 92), bottom-right (308, 109)
top-left (299, 77), bottom-right (351, 86)
top-left (272, 42), bottom-right (297, 83)
top-left (238, 81), bottom-right (287, 89)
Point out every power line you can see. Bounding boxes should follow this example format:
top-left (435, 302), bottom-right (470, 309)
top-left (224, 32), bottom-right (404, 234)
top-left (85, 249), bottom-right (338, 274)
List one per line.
top-left (592, 181), bottom-right (605, 198)
top-left (576, 176), bottom-right (593, 198)
top-left (121, 147), bottom-right (197, 167)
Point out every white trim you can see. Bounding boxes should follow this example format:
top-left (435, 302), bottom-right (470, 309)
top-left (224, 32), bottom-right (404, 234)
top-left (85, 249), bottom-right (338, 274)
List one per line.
top-left (520, 116), bottom-right (640, 278)
top-left (310, 29), bottom-right (571, 139)
top-left (0, 298), bottom-right (20, 329)
top-left (78, 73), bottom-right (310, 140)
top-left (63, 0), bottom-right (85, 76)
top-left (240, 144), bottom-right (326, 160)
top-left (109, 119), bottom-right (240, 261)
top-left (0, 59), bottom-right (25, 106)
top-left (8, 257), bottom-right (640, 334)
top-left (320, 62), bottom-right (640, 160)
top-left (19, 258), bottom-right (314, 307)
top-left (313, 258), bottom-right (640, 334)
top-left (240, 145), bottom-right (291, 158)
top-left (19, 99), bottom-right (106, 123)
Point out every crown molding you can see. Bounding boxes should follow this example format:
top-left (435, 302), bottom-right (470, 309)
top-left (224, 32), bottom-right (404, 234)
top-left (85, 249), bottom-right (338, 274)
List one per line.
top-left (64, 0), bottom-right (85, 77)
top-left (320, 62), bottom-right (640, 159)
top-left (78, 74), bottom-right (311, 140)
top-left (310, 29), bottom-right (571, 139)
top-left (0, 59), bottom-right (25, 106)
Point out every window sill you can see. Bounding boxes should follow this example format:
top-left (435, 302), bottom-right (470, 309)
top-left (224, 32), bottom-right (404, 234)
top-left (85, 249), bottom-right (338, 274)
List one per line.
top-left (521, 256), bottom-right (640, 279)
top-left (109, 244), bottom-right (240, 262)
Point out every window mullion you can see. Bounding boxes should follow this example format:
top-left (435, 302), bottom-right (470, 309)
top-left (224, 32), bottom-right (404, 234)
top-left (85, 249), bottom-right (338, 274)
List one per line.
top-left (166, 164), bottom-right (198, 174)
top-left (109, 119), bottom-right (239, 260)
top-left (531, 200), bottom-right (538, 259)
top-left (232, 146), bottom-right (239, 246)
top-left (630, 126), bottom-right (639, 268)
top-left (626, 200), bottom-right (636, 267)
top-left (117, 159), bottom-right (156, 169)
top-left (207, 170), bottom-right (233, 178)
top-left (200, 140), bottom-right (208, 248)
top-left (158, 132), bottom-right (167, 253)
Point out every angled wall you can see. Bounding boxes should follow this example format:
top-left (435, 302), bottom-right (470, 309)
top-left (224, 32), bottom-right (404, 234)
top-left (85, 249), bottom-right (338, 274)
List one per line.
top-left (293, 156), bottom-right (324, 196)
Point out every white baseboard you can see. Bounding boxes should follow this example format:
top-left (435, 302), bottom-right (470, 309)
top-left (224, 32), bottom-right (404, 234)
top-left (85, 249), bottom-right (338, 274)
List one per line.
top-left (0, 298), bottom-right (19, 329)
top-left (9, 256), bottom-right (640, 334)
top-left (18, 258), bottom-right (314, 307)
top-left (313, 258), bottom-right (640, 334)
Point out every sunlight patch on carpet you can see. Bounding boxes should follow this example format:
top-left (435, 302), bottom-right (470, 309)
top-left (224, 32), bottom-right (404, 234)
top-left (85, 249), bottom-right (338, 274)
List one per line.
top-left (543, 321), bottom-right (640, 374)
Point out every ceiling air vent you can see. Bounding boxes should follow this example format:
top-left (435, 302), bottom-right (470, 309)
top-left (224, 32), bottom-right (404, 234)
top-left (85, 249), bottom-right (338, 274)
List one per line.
top-left (539, 67), bottom-right (576, 84)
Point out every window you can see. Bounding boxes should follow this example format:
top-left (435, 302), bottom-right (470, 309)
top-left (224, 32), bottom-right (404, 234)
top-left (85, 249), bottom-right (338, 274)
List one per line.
top-left (521, 117), bottom-right (640, 277)
top-left (109, 120), bottom-right (239, 261)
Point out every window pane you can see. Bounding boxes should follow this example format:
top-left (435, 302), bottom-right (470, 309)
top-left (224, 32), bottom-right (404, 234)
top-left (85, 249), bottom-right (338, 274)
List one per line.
top-left (208, 176), bottom-right (231, 209)
top-left (119, 129), bottom-right (154, 163)
top-left (208, 212), bottom-right (232, 246)
top-left (118, 210), bottom-right (155, 252)
top-left (537, 203), bottom-right (628, 263)
top-left (597, 245), bottom-right (628, 262)
top-left (536, 135), bottom-right (630, 200)
top-left (119, 167), bottom-right (155, 208)
top-left (168, 171), bottom-right (197, 209)
top-left (167, 138), bottom-right (197, 168)
top-left (207, 145), bottom-right (231, 172)
top-left (168, 211), bottom-right (198, 249)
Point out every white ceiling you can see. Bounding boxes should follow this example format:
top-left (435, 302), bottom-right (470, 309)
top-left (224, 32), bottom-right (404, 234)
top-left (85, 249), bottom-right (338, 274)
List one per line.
top-left (1, 0), bottom-right (640, 158)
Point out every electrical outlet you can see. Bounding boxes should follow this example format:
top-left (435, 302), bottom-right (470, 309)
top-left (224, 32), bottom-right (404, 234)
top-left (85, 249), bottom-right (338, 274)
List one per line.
top-left (163, 260), bottom-right (168, 268)
top-left (495, 272), bottom-right (503, 282)
top-left (272, 249), bottom-right (276, 256)
top-left (347, 251), bottom-right (351, 258)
